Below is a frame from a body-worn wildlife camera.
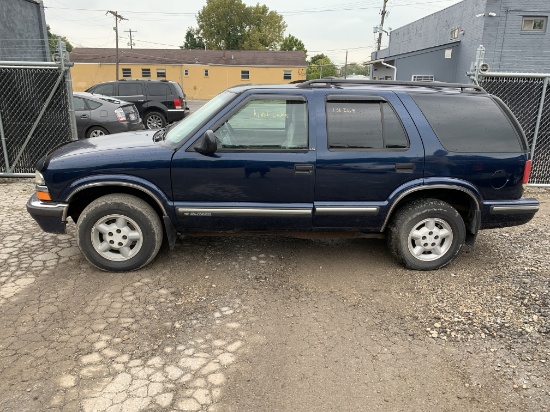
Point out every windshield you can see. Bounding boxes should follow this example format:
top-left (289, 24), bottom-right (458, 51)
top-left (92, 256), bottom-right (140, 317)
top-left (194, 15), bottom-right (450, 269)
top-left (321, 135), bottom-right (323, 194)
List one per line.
top-left (165, 91), bottom-right (237, 145)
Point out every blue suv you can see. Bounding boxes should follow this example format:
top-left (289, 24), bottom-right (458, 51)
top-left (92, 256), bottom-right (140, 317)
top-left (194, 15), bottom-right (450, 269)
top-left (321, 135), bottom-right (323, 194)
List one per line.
top-left (27, 79), bottom-right (539, 272)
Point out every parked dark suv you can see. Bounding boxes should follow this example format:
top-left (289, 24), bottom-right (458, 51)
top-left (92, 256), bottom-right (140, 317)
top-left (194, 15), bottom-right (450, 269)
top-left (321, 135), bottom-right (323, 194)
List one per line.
top-left (27, 79), bottom-right (539, 272)
top-left (86, 79), bottom-right (188, 129)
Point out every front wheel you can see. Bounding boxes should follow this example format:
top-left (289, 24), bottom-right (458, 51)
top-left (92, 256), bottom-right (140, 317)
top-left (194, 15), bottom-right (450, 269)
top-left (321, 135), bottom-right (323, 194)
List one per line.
top-left (76, 194), bottom-right (163, 271)
top-left (387, 199), bottom-right (466, 270)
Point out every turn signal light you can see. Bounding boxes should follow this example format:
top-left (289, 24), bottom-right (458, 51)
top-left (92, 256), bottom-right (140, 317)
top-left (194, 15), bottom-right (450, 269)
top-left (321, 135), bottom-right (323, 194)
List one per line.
top-left (37, 191), bottom-right (52, 201)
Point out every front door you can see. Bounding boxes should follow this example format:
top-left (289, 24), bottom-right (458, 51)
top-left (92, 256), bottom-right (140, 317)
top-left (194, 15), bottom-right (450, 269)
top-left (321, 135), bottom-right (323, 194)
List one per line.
top-left (171, 93), bottom-right (316, 231)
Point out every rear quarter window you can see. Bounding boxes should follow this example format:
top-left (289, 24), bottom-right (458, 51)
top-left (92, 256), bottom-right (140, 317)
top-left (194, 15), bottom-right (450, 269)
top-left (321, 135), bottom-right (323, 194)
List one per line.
top-left (410, 93), bottom-right (525, 153)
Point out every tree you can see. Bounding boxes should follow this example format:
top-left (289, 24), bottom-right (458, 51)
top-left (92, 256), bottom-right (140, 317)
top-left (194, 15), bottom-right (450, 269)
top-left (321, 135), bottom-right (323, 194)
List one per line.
top-left (181, 27), bottom-right (206, 50)
top-left (47, 25), bottom-right (73, 56)
top-left (280, 34), bottom-right (307, 54)
top-left (196, 0), bottom-right (286, 50)
top-left (307, 54), bottom-right (339, 80)
top-left (343, 62), bottom-right (370, 77)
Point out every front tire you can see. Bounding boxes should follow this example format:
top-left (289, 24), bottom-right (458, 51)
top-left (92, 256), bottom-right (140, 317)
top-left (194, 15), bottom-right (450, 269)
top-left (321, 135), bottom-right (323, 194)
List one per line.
top-left (76, 194), bottom-right (163, 271)
top-left (388, 199), bottom-right (466, 270)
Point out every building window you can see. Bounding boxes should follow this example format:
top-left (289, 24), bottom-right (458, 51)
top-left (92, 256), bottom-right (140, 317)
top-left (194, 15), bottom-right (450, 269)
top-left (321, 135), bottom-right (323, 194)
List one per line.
top-left (412, 75), bottom-right (435, 82)
top-left (450, 27), bottom-right (459, 40)
top-left (522, 16), bottom-right (547, 31)
top-left (184, 69), bottom-right (189, 76)
top-left (204, 69), bottom-right (209, 77)
top-left (142, 68), bottom-right (151, 78)
top-left (241, 70), bottom-right (250, 80)
top-left (283, 70), bottom-right (292, 80)
top-left (122, 68), bottom-right (132, 78)
top-left (156, 69), bottom-right (166, 78)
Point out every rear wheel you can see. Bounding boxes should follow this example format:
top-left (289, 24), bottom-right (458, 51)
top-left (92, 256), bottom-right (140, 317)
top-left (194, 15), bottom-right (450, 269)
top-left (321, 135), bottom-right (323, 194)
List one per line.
top-left (76, 194), bottom-right (163, 271)
top-left (86, 126), bottom-right (109, 138)
top-left (144, 111), bottom-right (166, 129)
top-left (387, 198), bottom-right (466, 270)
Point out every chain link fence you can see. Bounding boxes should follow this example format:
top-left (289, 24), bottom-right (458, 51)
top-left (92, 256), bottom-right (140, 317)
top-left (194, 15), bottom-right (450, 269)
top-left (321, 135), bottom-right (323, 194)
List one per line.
top-left (0, 41), bottom-right (77, 177)
top-left (470, 46), bottom-right (550, 186)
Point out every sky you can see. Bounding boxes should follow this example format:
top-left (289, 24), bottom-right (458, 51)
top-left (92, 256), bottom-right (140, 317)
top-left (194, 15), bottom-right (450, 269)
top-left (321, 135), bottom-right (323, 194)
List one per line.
top-left (42, 0), bottom-right (463, 65)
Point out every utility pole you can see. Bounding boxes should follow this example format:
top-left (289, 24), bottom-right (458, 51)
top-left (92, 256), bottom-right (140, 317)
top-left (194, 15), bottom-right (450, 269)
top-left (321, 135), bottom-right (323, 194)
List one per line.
top-left (344, 50), bottom-right (348, 79)
top-left (376, 0), bottom-right (389, 51)
top-left (106, 10), bottom-right (127, 80)
top-left (125, 29), bottom-right (136, 49)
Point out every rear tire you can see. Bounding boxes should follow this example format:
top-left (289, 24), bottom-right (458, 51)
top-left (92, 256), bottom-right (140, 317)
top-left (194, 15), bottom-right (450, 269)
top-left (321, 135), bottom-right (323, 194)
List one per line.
top-left (144, 111), bottom-right (166, 129)
top-left (86, 126), bottom-right (109, 138)
top-left (387, 198), bottom-right (466, 270)
top-left (76, 194), bottom-right (163, 272)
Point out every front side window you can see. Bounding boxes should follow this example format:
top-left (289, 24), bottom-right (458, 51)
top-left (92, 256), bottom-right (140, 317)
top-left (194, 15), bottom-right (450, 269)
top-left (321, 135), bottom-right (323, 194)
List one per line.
top-left (213, 99), bottom-right (308, 150)
top-left (184, 69), bottom-right (189, 76)
top-left (157, 68), bottom-right (166, 78)
top-left (241, 70), bottom-right (250, 80)
top-left (92, 83), bottom-right (114, 96)
top-left (326, 100), bottom-right (408, 150)
top-left (412, 75), bottom-right (435, 82)
top-left (450, 27), bottom-right (459, 40)
top-left (204, 69), bottom-right (209, 77)
top-left (118, 83), bottom-right (143, 96)
top-left (122, 68), bottom-right (132, 78)
top-left (142, 68), bottom-right (151, 78)
top-left (283, 70), bottom-right (292, 80)
top-left (522, 16), bottom-right (547, 31)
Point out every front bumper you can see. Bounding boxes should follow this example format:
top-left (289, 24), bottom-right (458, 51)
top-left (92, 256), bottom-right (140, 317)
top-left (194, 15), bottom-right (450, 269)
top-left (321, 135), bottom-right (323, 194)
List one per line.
top-left (26, 193), bottom-right (68, 234)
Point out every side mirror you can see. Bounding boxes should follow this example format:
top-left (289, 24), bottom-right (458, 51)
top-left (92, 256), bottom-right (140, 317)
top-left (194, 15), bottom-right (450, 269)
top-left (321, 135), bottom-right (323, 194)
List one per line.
top-left (194, 130), bottom-right (217, 156)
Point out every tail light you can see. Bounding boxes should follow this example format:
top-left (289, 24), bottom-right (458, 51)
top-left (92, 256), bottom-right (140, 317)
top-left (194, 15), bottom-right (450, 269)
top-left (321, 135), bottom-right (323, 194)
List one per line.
top-left (523, 159), bottom-right (532, 188)
top-left (173, 98), bottom-right (182, 110)
top-left (114, 107), bottom-right (127, 123)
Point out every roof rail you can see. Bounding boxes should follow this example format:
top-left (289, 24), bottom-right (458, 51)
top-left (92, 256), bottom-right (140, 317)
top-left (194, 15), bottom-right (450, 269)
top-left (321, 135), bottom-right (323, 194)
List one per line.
top-left (297, 78), bottom-right (484, 92)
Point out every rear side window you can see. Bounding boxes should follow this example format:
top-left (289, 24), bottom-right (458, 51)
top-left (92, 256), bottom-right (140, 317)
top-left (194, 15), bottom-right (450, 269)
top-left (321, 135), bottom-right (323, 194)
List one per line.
top-left (410, 93), bottom-right (524, 152)
top-left (85, 99), bottom-right (102, 110)
top-left (118, 83), bottom-right (143, 96)
top-left (326, 100), bottom-right (408, 150)
top-left (148, 83), bottom-right (169, 96)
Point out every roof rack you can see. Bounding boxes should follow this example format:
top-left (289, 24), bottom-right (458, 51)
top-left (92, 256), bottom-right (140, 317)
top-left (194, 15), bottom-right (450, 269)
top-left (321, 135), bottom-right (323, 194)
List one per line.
top-left (296, 78), bottom-right (484, 92)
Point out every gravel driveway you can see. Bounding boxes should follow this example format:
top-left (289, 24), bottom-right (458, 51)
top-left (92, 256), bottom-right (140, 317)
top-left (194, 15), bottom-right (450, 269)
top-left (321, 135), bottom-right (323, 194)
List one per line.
top-left (0, 181), bottom-right (548, 411)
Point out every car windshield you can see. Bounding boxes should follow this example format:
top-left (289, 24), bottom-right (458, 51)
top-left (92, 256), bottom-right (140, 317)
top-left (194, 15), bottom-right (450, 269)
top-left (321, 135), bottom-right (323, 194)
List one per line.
top-left (164, 91), bottom-right (237, 145)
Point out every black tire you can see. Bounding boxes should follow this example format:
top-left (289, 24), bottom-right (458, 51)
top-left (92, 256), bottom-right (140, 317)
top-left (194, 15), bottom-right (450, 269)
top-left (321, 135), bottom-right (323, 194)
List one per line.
top-left (76, 194), bottom-right (163, 272)
top-left (86, 126), bottom-right (109, 138)
top-left (387, 198), bottom-right (466, 271)
top-left (143, 111), bottom-right (166, 129)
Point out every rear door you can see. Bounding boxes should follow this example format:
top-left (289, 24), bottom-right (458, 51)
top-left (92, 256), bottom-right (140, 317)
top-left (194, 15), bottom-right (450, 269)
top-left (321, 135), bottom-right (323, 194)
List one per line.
top-left (314, 91), bottom-right (424, 230)
top-left (116, 82), bottom-right (146, 113)
top-left (170, 91), bottom-right (316, 231)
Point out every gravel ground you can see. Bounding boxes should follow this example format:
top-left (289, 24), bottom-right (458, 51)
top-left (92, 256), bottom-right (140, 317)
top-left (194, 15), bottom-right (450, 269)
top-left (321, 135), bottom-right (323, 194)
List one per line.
top-left (0, 181), bottom-right (548, 411)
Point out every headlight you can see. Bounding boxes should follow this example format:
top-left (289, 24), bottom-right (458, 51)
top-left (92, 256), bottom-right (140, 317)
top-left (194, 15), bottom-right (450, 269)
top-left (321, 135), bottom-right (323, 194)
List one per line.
top-left (35, 171), bottom-right (45, 185)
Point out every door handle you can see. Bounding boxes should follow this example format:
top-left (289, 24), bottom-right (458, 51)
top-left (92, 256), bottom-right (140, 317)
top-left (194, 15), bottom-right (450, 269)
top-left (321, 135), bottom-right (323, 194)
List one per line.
top-left (395, 163), bottom-right (415, 173)
top-left (294, 164), bottom-right (314, 174)
top-left (80, 114), bottom-right (89, 119)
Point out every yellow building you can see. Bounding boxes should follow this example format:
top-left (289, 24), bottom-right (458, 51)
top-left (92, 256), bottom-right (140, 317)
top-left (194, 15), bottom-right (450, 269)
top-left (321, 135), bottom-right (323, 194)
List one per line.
top-left (69, 48), bottom-right (307, 100)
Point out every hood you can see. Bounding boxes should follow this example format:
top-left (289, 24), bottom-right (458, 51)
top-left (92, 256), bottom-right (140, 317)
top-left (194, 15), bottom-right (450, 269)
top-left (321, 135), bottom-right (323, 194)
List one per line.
top-left (49, 129), bottom-right (161, 160)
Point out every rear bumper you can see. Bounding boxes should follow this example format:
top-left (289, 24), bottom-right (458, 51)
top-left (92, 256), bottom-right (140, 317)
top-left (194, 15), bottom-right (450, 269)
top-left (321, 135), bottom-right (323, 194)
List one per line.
top-left (26, 193), bottom-right (68, 234)
top-left (167, 109), bottom-right (186, 123)
top-left (481, 198), bottom-right (540, 229)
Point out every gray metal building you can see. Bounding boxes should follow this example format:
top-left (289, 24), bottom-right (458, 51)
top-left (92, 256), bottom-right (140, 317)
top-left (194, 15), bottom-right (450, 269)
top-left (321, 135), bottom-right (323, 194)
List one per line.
top-left (0, 0), bottom-right (50, 62)
top-left (369, 0), bottom-right (550, 82)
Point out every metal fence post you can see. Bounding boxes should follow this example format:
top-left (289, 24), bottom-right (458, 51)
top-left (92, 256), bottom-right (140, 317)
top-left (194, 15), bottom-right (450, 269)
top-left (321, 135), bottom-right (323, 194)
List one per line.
top-left (58, 39), bottom-right (78, 141)
top-left (0, 111), bottom-right (10, 173)
top-left (531, 76), bottom-right (549, 162)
